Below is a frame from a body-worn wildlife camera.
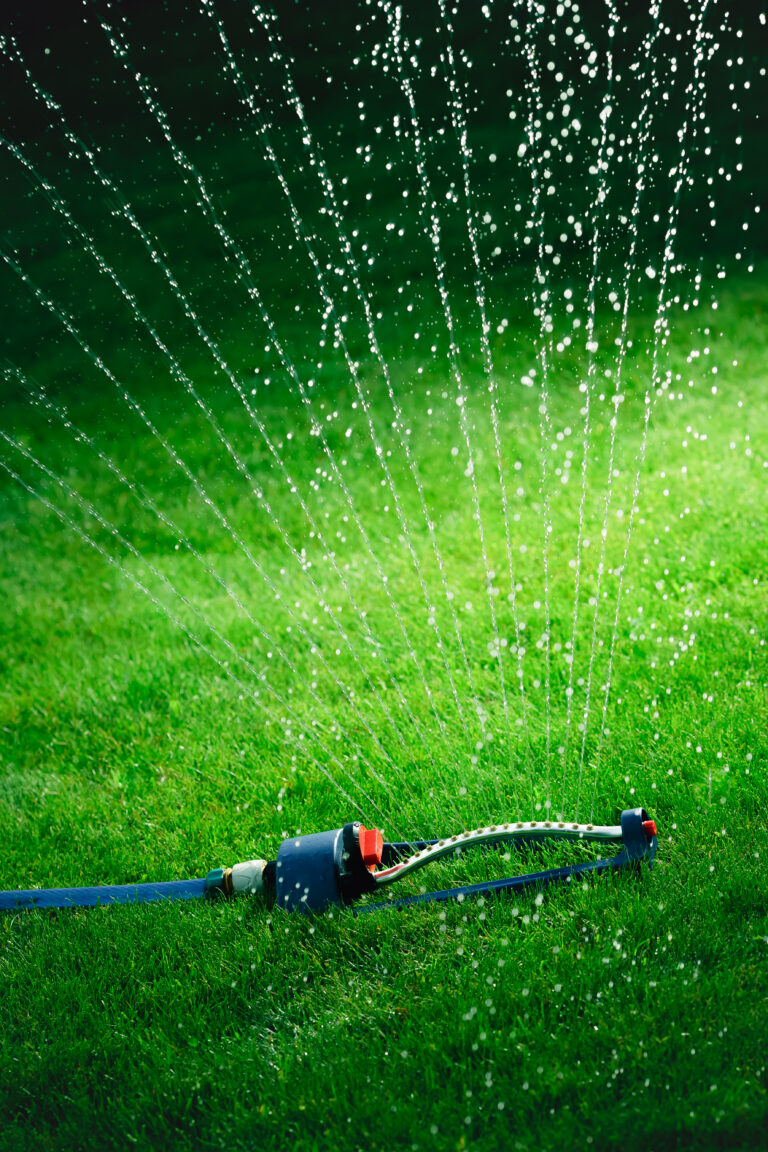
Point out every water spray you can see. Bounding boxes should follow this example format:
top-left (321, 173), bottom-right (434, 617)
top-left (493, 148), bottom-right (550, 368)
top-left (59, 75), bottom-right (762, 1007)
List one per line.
top-left (0, 808), bottom-right (656, 915)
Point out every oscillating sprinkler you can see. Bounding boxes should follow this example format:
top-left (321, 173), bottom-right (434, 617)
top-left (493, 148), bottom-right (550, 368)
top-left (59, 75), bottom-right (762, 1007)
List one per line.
top-left (0, 808), bottom-right (657, 914)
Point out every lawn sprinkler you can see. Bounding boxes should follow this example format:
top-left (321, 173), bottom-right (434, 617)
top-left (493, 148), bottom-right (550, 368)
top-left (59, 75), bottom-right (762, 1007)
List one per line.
top-left (0, 807), bottom-right (657, 914)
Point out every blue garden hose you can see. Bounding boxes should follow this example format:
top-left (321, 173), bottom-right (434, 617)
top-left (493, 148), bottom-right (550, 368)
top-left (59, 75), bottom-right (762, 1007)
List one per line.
top-left (0, 877), bottom-right (207, 911)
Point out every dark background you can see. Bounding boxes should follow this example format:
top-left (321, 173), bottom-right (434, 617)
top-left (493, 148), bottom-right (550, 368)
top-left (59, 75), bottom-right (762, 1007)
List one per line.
top-left (0, 0), bottom-right (765, 416)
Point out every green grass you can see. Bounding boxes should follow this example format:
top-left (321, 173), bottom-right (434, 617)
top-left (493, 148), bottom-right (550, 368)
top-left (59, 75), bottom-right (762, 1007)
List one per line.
top-left (1, 269), bottom-right (767, 1150)
top-left (1, 2), bottom-right (767, 1142)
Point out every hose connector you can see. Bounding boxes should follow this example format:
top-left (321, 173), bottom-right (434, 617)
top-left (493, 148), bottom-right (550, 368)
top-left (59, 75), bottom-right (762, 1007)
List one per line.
top-left (205, 859), bottom-right (267, 899)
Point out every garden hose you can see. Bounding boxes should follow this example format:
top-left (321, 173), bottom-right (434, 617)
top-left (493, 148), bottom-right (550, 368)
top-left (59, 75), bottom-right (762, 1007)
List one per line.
top-left (0, 808), bottom-right (657, 915)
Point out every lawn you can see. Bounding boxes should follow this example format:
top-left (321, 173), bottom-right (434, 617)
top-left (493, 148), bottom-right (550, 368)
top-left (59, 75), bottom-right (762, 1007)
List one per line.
top-left (1, 1), bottom-right (767, 1149)
top-left (2, 271), bottom-right (767, 1150)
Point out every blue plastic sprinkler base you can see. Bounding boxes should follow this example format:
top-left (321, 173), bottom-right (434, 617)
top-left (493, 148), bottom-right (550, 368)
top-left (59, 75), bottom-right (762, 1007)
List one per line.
top-left (274, 822), bottom-right (381, 912)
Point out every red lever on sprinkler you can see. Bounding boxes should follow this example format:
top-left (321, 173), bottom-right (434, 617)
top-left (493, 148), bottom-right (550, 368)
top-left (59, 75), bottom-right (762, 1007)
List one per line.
top-left (358, 825), bottom-right (384, 869)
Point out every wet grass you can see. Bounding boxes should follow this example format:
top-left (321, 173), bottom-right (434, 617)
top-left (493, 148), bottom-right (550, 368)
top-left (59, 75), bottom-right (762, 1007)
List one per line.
top-left (1, 272), bottom-right (767, 1151)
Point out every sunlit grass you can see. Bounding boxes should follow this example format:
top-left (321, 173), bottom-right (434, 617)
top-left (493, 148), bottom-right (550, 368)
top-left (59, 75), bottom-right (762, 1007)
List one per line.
top-left (1, 272), bottom-right (767, 1149)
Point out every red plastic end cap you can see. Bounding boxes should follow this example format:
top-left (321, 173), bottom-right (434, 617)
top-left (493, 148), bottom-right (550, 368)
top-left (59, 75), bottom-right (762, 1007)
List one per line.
top-left (359, 825), bottom-right (384, 869)
top-left (643, 819), bottom-right (657, 839)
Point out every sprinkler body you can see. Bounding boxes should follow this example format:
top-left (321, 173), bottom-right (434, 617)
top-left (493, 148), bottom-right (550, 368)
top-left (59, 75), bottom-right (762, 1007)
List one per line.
top-left (267, 806), bottom-right (656, 915)
top-left (273, 822), bottom-right (383, 912)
